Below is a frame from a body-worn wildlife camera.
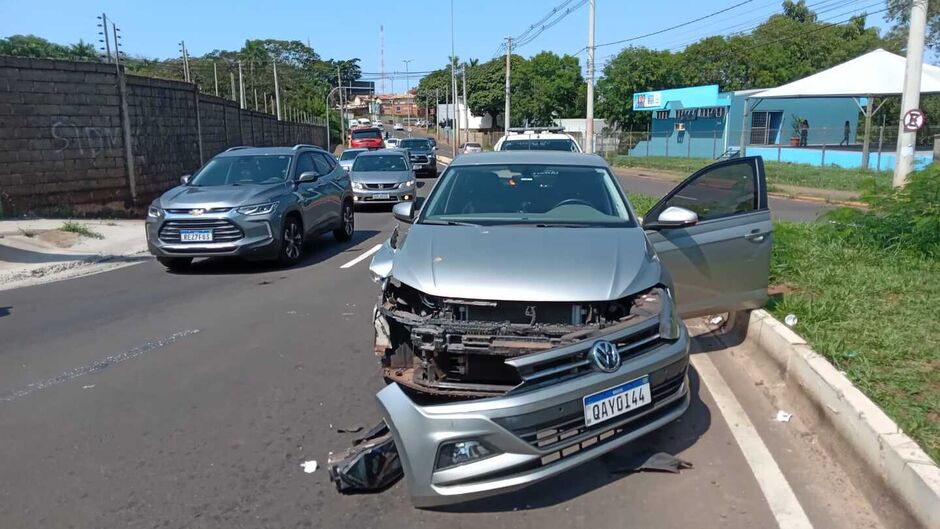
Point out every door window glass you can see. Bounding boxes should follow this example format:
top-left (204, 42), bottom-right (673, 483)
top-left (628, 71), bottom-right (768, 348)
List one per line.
top-left (295, 153), bottom-right (317, 176)
top-left (659, 162), bottom-right (756, 221)
top-left (313, 154), bottom-right (335, 175)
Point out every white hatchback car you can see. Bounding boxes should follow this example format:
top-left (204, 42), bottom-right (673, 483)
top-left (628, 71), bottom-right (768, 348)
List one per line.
top-left (494, 127), bottom-right (582, 153)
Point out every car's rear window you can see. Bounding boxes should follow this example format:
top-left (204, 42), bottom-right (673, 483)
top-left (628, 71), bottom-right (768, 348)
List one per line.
top-left (500, 139), bottom-right (579, 152)
top-left (340, 150), bottom-right (365, 161)
top-left (353, 155), bottom-right (407, 172)
top-left (352, 129), bottom-right (381, 139)
top-left (190, 155), bottom-right (291, 186)
top-left (399, 139), bottom-right (431, 149)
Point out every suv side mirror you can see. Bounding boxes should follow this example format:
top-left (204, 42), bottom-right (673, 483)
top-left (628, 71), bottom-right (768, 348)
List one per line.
top-left (180, 174), bottom-right (191, 185)
top-left (392, 201), bottom-right (415, 223)
top-left (298, 171), bottom-right (320, 183)
top-left (644, 206), bottom-right (698, 230)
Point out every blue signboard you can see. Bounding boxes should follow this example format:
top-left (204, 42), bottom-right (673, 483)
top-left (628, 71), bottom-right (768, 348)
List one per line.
top-left (633, 84), bottom-right (726, 111)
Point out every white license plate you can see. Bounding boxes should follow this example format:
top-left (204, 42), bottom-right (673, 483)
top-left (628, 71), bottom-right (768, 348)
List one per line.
top-left (413, 163), bottom-right (425, 169)
top-left (180, 229), bottom-right (213, 242)
top-left (373, 193), bottom-right (390, 199)
top-left (583, 375), bottom-right (651, 427)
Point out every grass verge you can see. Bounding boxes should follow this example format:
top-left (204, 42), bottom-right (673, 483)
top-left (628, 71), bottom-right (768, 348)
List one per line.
top-left (61, 221), bottom-right (103, 239)
top-left (609, 155), bottom-right (892, 193)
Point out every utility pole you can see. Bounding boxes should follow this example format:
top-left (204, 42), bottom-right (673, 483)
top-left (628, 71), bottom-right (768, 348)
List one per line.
top-left (230, 71), bottom-right (236, 101)
top-left (273, 60), bottom-right (282, 120)
top-left (180, 41), bottom-right (191, 83)
top-left (111, 22), bottom-right (136, 203)
top-left (462, 67), bottom-right (469, 144)
top-left (426, 92), bottom-right (430, 133)
top-left (379, 25), bottom-right (386, 95)
top-left (893, 0), bottom-right (928, 187)
top-left (97, 13), bottom-right (112, 63)
top-left (337, 67), bottom-right (345, 144)
top-left (435, 88), bottom-right (440, 139)
top-left (504, 37), bottom-right (512, 132)
top-left (238, 61), bottom-right (246, 109)
top-left (584, 0), bottom-right (596, 153)
top-left (213, 62), bottom-right (219, 96)
top-left (404, 59), bottom-right (413, 134)
top-left (450, 0), bottom-right (458, 149)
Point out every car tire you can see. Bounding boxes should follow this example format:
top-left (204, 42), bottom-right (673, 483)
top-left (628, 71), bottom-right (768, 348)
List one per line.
top-left (157, 257), bottom-right (192, 272)
top-left (278, 216), bottom-right (304, 266)
top-left (333, 200), bottom-right (355, 242)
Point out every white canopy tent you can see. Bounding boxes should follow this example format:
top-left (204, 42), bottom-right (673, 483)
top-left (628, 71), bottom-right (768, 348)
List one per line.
top-left (741, 49), bottom-right (940, 167)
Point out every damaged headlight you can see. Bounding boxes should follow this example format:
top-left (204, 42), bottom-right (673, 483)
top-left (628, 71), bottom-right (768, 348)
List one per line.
top-left (659, 287), bottom-right (680, 340)
top-left (435, 439), bottom-right (498, 470)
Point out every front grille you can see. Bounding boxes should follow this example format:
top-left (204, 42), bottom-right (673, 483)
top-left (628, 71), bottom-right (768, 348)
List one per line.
top-left (494, 360), bottom-right (687, 451)
top-left (158, 219), bottom-right (244, 243)
top-left (364, 183), bottom-right (398, 190)
top-left (410, 155), bottom-right (430, 164)
top-left (164, 207), bottom-right (232, 214)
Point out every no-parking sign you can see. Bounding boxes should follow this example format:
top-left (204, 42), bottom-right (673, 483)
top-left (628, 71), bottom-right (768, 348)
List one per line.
top-left (903, 109), bottom-right (925, 132)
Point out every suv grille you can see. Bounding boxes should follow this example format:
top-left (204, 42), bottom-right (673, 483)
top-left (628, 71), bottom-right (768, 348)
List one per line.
top-left (364, 183), bottom-right (398, 190)
top-left (158, 219), bottom-right (244, 243)
top-left (410, 155), bottom-right (430, 164)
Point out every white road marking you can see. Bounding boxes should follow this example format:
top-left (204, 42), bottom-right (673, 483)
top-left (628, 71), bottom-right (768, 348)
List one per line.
top-left (340, 244), bottom-right (382, 269)
top-left (691, 354), bottom-right (814, 529)
top-left (0, 329), bottom-right (201, 403)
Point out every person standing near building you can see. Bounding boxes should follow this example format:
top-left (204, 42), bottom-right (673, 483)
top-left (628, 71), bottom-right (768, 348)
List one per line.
top-left (840, 120), bottom-right (850, 146)
top-left (799, 119), bottom-right (809, 147)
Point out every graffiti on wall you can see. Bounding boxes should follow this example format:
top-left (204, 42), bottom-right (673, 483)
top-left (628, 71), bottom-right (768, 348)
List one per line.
top-left (51, 120), bottom-right (121, 158)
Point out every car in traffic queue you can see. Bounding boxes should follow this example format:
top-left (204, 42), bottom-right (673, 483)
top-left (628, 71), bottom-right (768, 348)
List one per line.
top-left (145, 145), bottom-right (355, 271)
top-left (459, 142), bottom-right (483, 153)
top-left (368, 151), bottom-right (772, 507)
top-left (349, 127), bottom-right (384, 150)
top-left (338, 148), bottom-right (367, 173)
top-left (393, 122), bottom-right (404, 131)
top-left (494, 126), bottom-right (582, 152)
top-left (385, 137), bottom-right (400, 149)
top-left (397, 137), bottom-right (437, 177)
top-left (349, 149), bottom-right (416, 206)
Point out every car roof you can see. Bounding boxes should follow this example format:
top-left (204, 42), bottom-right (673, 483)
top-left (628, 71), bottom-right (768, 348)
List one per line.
top-left (343, 148), bottom-right (368, 153)
top-left (449, 151), bottom-right (607, 167)
top-left (215, 146), bottom-right (317, 157)
top-left (502, 132), bottom-right (576, 141)
top-left (357, 148), bottom-right (408, 157)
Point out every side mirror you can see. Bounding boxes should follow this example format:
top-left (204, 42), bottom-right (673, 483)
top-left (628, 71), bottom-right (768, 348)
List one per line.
top-left (180, 174), bottom-right (191, 185)
top-left (392, 201), bottom-right (415, 224)
top-left (297, 171), bottom-right (320, 183)
top-left (645, 206), bottom-right (698, 229)
top-left (433, 146), bottom-right (438, 151)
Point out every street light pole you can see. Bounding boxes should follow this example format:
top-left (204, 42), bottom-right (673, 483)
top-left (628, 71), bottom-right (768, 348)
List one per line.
top-left (585, 0), bottom-right (596, 153)
top-left (326, 86), bottom-right (341, 153)
top-left (450, 0), bottom-right (458, 150)
top-left (462, 66), bottom-right (469, 145)
top-left (273, 60), bottom-right (282, 120)
top-left (404, 58), bottom-right (413, 136)
top-left (893, 0), bottom-right (928, 187)
top-left (504, 37), bottom-right (512, 133)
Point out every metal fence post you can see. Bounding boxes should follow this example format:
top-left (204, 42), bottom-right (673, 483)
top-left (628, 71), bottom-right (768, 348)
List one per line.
top-left (687, 134), bottom-right (691, 158)
top-left (821, 143), bottom-right (826, 166)
top-left (777, 146), bottom-right (781, 162)
top-left (712, 130), bottom-right (717, 158)
top-left (194, 85), bottom-right (204, 165)
top-left (115, 61), bottom-right (137, 203)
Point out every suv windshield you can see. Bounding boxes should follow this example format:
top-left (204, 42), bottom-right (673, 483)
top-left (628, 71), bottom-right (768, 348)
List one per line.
top-left (352, 129), bottom-right (381, 139)
top-left (420, 164), bottom-right (633, 227)
top-left (399, 139), bottom-right (431, 150)
top-left (501, 139), bottom-right (579, 152)
top-left (353, 155), bottom-right (408, 172)
top-left (189, 155), bottom-right (291, 186)
top-left (340, 150), bottom-right (365, 161)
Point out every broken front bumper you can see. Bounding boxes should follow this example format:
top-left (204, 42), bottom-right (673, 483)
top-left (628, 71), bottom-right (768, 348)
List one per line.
top-left (376, 324), bottom-right (690, 507)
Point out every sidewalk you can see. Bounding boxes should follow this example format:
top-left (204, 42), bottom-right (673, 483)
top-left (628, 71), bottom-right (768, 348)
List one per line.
top-left (0, 219), bottom-right (148, 291)
top-left (611, 165), bottom-right (865, 206)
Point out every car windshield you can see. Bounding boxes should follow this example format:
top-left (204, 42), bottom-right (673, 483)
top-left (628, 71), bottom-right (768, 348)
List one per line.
top-left (501, 139), bottom-right (579, 152)
top-left (420, 164), bottom-right (634, 227)
top-left (340, 150), bottom-right (365, 161)
top-left (189, 155), bottom-right (291, 186)
top-left (399, 139), bottom-right (431, 150)
top-left (352, 129), bottom-right (381, 139)
top-left (353, 155), bottom-right (408, 172)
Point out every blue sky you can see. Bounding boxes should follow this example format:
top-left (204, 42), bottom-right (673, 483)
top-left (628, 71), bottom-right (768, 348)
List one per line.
top-left (1, 0), bottom-right (891, 91)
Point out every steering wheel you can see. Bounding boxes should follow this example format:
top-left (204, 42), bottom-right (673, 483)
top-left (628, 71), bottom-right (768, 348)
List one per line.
top-left (553, 198), bottom-right (593, 208)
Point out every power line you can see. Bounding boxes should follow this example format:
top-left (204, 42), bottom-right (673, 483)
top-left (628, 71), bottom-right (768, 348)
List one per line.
top-left (492, 0), bottom-right (587, 58)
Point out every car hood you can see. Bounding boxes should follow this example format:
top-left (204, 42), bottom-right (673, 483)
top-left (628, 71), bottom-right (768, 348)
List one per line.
top-left (158, 183), bottom-right (288, 208)
top-left (351, 170), bottom-right (412, 184)
top-left (390, 224), bottom-right (661, 301)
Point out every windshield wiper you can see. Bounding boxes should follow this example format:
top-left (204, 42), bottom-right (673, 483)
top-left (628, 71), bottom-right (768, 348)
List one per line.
top-left (534, 223), bottom-right (591, 228)
top-left (421, 219), bottom-right (482, 227)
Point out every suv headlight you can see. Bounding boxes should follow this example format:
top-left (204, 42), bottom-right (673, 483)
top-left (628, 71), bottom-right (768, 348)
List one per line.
top-left (399, 180), bottom-right (415, 189)
top-left (352, 181), bottom-right (364, 190)
top-left (659, 287), bottom-right (680, 340)
top-left (236, 202), bottom-right (277, 215)
top-left (147, 205), bottom-right (163, 218)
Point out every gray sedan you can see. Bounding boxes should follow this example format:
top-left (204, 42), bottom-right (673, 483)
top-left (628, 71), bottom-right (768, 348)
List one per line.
top-left (337, 148), bottom-right (367, 173)
top-left (369, 151), bottom-right (772, 506)
top-left (350, 149), bottom-right (416, 206)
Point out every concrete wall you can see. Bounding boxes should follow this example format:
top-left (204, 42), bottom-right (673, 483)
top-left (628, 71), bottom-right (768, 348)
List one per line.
top-left (0, 56), bottom-right (327, 216)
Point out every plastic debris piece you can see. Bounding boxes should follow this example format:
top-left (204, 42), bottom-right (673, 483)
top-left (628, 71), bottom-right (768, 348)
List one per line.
top-left (775, 410), bottom-right (793, 422)
top-left (328, 420), bottom-right (402, 493)
top-left (708, 314), bottom-right (725, 326)
top-left (608, 451), bottom-right (693, 475)
top-left (82, 385), bottom-right (95, 389)
top-left (336, 425), bottom-right (365, 434)
top-left (784, 314), bottom-right (798, 327)
top-left (301, 460), bottom-right (318, 473)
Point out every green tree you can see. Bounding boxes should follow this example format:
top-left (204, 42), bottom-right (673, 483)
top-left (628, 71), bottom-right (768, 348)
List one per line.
top-left (0, 34), bottom-right (99, 61)
top-left (514, 51), bottom-right (583, 124)
top-left (595, 47), bottom-right (680, 131)
top-left (885, 0), bottom-right (940, 52)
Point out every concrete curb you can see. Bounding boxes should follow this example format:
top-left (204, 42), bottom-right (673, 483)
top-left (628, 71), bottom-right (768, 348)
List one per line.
top-left (745, 309), bottom-right (940, 528)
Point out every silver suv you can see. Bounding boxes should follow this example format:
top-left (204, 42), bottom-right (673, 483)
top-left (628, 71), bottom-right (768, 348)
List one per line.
top-left (369, 151), bottom-right (771, 506)
top-left (146, 145), bottom-right (354, 271)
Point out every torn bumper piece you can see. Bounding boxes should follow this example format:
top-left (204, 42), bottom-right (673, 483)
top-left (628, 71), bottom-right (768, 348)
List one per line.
top-left (376, 324), bottom-right (690, 507)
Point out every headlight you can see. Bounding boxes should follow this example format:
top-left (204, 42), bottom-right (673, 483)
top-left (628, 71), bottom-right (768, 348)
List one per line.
top-left (236, 202), bottom-right (277, 215)
top-left (659, 287), bottom-right (680, 340)
top-left (399, 180), bottom-right (415, 189)
top-left (147, 205), bottom-right (163, 218)
top-left (352, 181), bottom-right (364, 190)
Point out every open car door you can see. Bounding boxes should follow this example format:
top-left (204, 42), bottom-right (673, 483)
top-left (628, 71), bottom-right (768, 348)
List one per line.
top-left (643, 156), bottom-right (772, 318)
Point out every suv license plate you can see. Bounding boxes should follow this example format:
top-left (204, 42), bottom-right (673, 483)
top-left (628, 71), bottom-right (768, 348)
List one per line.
top-left (583, 375), bottom-right (651, 427)
top-left (180, 229), bottom-right (213, 242)
top-left (373, 193), bottom-right (391, 200)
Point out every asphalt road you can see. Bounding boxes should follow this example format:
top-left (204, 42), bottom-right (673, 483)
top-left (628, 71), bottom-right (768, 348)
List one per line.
top-left (0, 165), bottom-right (899, 528)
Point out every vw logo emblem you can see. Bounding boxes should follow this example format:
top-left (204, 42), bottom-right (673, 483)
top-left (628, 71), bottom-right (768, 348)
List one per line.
top-left (189, 208), bottom-right (205, 216)
top-left (590, 340), bottom-right (621, 373)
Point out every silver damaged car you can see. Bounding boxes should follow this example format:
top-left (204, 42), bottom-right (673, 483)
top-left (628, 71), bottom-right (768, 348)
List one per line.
top-left (369, 151), bottom-right (771, 507)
